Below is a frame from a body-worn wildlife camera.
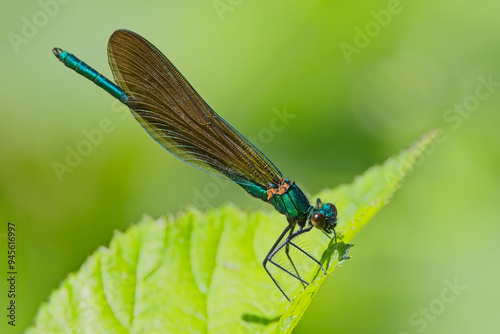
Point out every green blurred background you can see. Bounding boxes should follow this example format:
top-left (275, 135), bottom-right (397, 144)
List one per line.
top-left (1, 0), bottom-right (499, 333)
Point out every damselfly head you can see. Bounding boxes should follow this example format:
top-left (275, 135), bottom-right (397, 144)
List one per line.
top-left (309, 201), bottom-right (337, 234)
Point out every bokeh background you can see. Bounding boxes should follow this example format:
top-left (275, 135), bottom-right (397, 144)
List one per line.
top-left (1, 0), bottom-right (499, 333)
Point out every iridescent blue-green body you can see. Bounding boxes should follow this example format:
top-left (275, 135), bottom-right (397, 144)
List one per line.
top-left (52, 29), bottom-right (338, 301)
top-left (269, 184), bottom-right (311, 223)
top-left (240, 178), bottom-right (312, 225)
top-left (52, 48), bottom-right (127, 103)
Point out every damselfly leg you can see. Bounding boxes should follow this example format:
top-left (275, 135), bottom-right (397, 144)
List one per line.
top-left (263, 224), bottom-right (328, 301)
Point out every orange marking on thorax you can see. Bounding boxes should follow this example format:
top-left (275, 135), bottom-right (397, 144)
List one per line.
top-left (266, 178), bottom-right (293, 200)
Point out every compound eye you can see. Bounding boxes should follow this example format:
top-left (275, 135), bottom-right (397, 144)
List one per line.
top-left (326, 203), bottom-right (337, 216)
top-left (311, 212), bottom-right (325, 229)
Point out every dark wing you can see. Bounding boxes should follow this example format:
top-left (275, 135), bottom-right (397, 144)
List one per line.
top-left (107, 29), bottom-right (282, 188)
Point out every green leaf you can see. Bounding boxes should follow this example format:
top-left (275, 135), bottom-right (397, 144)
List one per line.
top-left (27, 130), bottom-right (437, 334)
